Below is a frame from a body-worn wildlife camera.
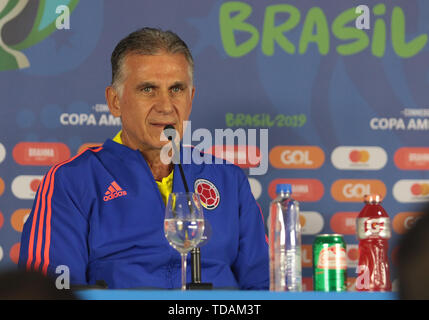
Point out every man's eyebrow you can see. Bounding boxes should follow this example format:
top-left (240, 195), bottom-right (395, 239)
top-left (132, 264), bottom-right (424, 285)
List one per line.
top-left (169, 81), bottom-right (187, 88)
top-left (135, 82), bottom-right (158, 90)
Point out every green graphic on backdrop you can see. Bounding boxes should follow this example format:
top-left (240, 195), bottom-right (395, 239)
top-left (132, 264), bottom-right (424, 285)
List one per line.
top-left (0, 0), bottom-right (79, 71)
top-left (219, 2), bottom-right (428, 58)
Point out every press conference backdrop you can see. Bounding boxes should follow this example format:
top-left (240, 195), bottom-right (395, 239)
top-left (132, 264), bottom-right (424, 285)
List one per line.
top-left (1, 0), bottom-right (429, 291)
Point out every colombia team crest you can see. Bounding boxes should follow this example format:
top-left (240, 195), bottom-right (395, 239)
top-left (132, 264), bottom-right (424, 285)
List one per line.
top-left (194, 179), bottom-right (220, 210)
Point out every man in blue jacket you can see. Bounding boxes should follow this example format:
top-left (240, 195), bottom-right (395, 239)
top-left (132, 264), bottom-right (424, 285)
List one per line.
top-left (18, 27), bottom-right (269, 290)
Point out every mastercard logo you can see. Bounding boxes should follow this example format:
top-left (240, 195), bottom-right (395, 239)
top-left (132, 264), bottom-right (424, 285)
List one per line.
top-left (0, 177), bottom-right (4, 197)
top-left (394, 147), bottom-right (429, 170)
top-left (300, 211), bottom-right (324, 235)
top-left (392, 212), bottom-right (424, 234)
top-left (330, 212), bottom-right (359, 235)
top-left (302, 244), bottom-right (313, 268)
top-left (346, 244), bottom-right (359, 268)
top-left (269, 146), bottom-right (325, 169)
top-left (268, 179), bottom-right (324, 202)
top-left (0, 142), bottom-right (5, 164)
top-left (206, 145), bottom-right (261, 168)
top-left (11, 175), bottom-right (43, 199)
top-left (393, 180), bottom-right (429, 203)
top-left (13, 142), bottom-right (70, 166)
top-left (331, 179), bottom-right (386, 202)
top-left (331, 146), bottom-right (387, 170)
top-left (11, 209), bottom-right (30, 232)
top-left (77, 143), bottom-right (102, 155)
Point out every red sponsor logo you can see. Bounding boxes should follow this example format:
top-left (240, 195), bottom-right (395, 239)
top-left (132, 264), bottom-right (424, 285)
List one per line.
top-left (268, 179), bottom-right (324, 202)
top-left (13, 142), bottom-right (70, 166)
top-left (103, 181), bottom-right (127, 202)
top-left (301, 244), bottom-right (313, 268)
top-left (206, 145), bottom-right (261, 168)
top-left (330, 212), bottom-right (359, 235)
top-left (394, 147), bottom-right (429, 170)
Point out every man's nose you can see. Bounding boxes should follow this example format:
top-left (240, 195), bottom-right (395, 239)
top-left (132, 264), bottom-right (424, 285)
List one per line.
top-left (154, 90), bottom-right (174, 114)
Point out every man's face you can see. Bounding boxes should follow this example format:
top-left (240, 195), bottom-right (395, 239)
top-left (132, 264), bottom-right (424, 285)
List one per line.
top-left (107, 52), bottom-right (195, 151)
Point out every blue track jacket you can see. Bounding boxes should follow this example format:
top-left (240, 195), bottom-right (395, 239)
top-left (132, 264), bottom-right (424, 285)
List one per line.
top-left (18, 139), bottom-right (269, 289)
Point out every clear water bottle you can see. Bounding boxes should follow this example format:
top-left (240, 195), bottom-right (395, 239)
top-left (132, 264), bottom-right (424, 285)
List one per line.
top-left (268, 183), bottom-right (302, 291)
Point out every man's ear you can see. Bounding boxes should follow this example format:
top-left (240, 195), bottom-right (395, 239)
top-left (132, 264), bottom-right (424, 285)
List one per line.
top-left (105, 86), bottom-right (121, 117)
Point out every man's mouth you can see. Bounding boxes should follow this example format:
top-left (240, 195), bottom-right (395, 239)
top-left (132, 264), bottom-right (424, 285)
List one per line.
top-left (150, 122), bottom-right (176, 128)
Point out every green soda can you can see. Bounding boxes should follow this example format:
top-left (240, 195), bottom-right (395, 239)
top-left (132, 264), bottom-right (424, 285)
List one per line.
top-left (313, 234), bottom-right (347, 291)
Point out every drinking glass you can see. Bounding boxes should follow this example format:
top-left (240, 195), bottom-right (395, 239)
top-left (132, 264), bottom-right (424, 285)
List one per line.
top-left (164, 192), bottom-right (205, 290)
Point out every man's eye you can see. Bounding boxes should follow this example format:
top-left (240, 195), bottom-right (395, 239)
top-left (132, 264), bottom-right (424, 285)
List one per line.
top-left (142, 87), bottom-right (153, 93)
top-left (171, 87), bottom-right (182, 93)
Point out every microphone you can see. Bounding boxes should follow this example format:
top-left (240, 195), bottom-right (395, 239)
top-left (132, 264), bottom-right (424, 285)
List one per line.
top-left (163, 125), bottom-right (212, 290)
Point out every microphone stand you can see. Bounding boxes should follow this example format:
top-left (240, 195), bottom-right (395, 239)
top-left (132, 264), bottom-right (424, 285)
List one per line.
top-left (165, 126), bottom-right (213, 290)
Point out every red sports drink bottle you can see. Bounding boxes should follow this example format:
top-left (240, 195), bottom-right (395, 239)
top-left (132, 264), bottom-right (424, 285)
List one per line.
top-left (355, 194), bottom-right (392, 291)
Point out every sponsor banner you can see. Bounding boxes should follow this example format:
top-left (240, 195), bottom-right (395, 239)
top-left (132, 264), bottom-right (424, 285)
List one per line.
top-left (77, 143), bottom-right (102, 155)
top-left (393, 180), bottom-right (429, 202)
top-left (13, 142), bottom-right (70, 166)
top-left (11, 209), bottom-right (30, 232)
top-left (269, 146), bottom-right (324, 169)
top-left (331, 146), bottom-right (387, 170)
top-left (248, 178), bottom-right (262, 200)
top-left (301, 244), bottom-right (313, 268)
top-left (11, 175), bottom-right (43, 199)
top-left (300, 211), bottom-right (324, 235)
top-left (207, 145), bottom-right (261, 168)
top-left (268, 179), bottom-right (324, 202)
top-left (394, 147), bottom-right (429, 170)
top-left (0, 211), bottom-right (4, 230)
top-left (9, 243), bottom-right (20, 265)
top-left (331, 179), bottom-right (387, 202)
top-left (392, 212), bottom-right (424, 234)
top-left (330, 212), bottom-right (359, 235)
top-left (0, 143), bottom-right (5, 164)
top-left (0, 177), bottom-right (4, 197)
top-left (346, 244), bottom-right (359, 269)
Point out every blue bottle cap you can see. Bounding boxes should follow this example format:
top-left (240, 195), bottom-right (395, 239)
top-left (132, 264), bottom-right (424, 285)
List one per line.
top-left (276, 183), bottom-right (292, 194)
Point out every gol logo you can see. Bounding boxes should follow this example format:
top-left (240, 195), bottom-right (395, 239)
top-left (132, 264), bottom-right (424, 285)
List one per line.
top-left (11, 209), bottom-right (30, 232)
top-left (207, 145), bottom-right (261, 168)
top-left (13, 142), bottom-right (70, 166)
top-left (394, 147), bottom-right (429, 170)
top-left (331, 179), bottom-right (386, 202)
top-left (393, 180), bottom-right (429, 203)
top-left (330, 212), bottom-right (359, 235)
top-left (302, 277), bottom-right (313, 291)
top-left (0, 177), bottom-right (4, 197)
top-left (269, 146), bottom-right (324, 169)
top-left (268, 179), bottom-right (324, 202)
top-left (301, 244), bottom-right (313, 268)
top-left (393, 212), bottom-right (424, 234)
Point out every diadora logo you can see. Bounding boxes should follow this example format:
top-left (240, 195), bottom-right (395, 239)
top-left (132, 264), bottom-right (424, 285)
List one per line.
top-left (268, 179), bottom-right (324, 202)
top-left (393, 212), bottom-right (424, 234)
top-left (394, 147), bottom-right (429, 170)
top-left (269, 146), bottom-right (324, 169)
top-left (330, 212), bottom-right (359, 235)
top-left (103, 181), bottom-right (127, 202)
top-left (393, 180), bottom-right (429, 203)
top-left (331, 146), bottom-right (387, 170)
top-left (13, 142), bottom-right (70, 166)
top-left (331, 179), bottom-right (386, 202)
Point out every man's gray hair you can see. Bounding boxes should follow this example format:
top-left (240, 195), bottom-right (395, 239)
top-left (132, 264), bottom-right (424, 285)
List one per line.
top-left (110, 27), bottom-right (194, 93)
